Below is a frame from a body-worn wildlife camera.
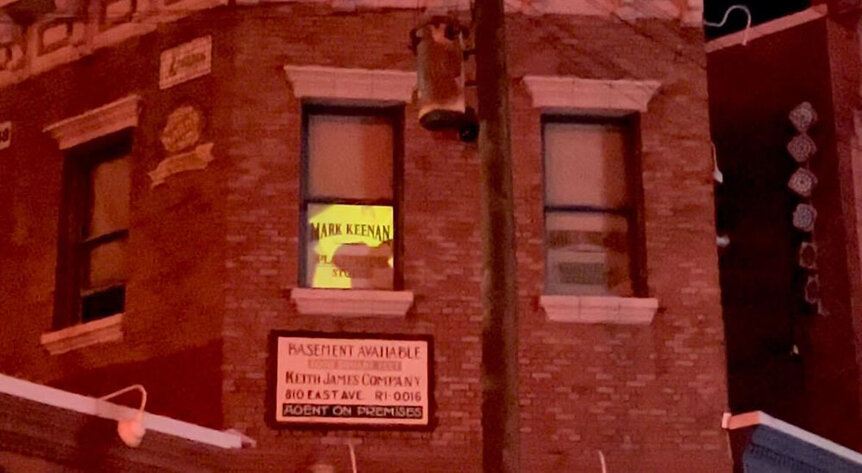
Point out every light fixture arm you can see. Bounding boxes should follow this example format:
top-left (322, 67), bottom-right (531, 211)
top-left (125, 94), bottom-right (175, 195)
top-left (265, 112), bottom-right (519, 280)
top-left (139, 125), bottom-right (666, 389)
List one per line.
top-left (99, 384), bottom-right (148, 412)
top-left (99, 384), bottom-right (148, 447)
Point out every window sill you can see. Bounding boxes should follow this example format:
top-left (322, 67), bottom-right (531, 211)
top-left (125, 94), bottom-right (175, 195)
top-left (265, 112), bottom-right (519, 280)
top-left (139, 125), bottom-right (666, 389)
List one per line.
top-left (539, 295), bottom-right (658, 325)
top-left (40, 313), bottom-right (124, 355)
top-left (290, 288), bottom-right (413, 318)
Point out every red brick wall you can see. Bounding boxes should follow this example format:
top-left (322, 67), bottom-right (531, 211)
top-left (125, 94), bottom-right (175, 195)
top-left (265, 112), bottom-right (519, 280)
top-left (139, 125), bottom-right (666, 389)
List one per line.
top-left (220, 7), bottom-right (729, 472)
top-left (0, 14), bottom-right (229, 426)
top-left (0, 5), bottom-right (730, 472)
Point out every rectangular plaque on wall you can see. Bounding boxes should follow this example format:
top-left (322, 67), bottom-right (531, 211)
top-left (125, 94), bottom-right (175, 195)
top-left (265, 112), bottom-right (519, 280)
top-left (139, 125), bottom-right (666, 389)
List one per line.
top-left (159, 36), bottom-right (212, 89)
top-left (268, 331), bottom-right (433, 429)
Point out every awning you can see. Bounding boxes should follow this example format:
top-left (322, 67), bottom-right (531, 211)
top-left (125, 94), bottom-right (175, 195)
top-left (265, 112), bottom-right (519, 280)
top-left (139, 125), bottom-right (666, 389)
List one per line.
top-left (724, 411), bottom-right (862, 473)
top-left (0, 373), bottom-right (243, 472)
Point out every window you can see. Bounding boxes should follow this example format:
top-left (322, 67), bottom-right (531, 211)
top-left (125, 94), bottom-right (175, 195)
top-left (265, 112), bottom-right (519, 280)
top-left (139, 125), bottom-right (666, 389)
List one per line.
top-left (54, 131), bottom-right (131, 328)
top-left (543, 116), bottom-right (646, 297)
top-left (300, 105), bottom-right (402, 290)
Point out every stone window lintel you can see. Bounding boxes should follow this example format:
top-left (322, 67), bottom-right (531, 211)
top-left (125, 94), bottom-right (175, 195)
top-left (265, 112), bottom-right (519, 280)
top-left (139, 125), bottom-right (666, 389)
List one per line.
top-left (44, 94), bottom-right (141, 149)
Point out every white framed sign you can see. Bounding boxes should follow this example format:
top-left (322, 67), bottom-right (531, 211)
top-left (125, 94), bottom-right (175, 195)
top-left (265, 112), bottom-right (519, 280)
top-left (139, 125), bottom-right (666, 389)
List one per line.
top-left (269, 331), bottom-right (433, 429)
top-left (0, 121), bottom-right (10, 150)
top-left (159, 36), bottom-right (212, 90)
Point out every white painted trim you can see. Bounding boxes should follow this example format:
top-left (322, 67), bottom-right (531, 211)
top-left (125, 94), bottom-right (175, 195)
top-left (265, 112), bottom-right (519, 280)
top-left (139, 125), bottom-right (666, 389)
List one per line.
top-left (705, 5), bottom-right (828, 53)
top-left (723, 411), bottom-right (862, 466)
top-left (0, 1), bottom-right (700, 91)
top-left (284, 65), bottom-right (416, 103)
top-left (291, 288), bottom-right (414, 318)
top-left (540, 295), bottom-right (658, 324)
top-left (256, 0), bottom-right (701, 21)
top-left (92, 22), bottom-right (157, 51)
top-left (27, 20), bottom-right (87, 76)
top-left (523, 76), bottom-right (661, 113)
top-left (40, 313), bottom-right (124, 355)
top-left (29, 45), bottom-right (84, 76)
top-left (44, 94), bottom-right (141, 149)
top-left (153, 0), bottom-right (229, 25)
top-left (0, 373), bottom-right (243, 449)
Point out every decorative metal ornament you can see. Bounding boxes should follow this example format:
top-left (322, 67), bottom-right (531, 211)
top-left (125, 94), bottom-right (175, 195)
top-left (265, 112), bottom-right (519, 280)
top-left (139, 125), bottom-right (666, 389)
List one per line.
top-left (817, 300), bottom-right (829, 317)
top-left (787, 134), bottom-right (817, 162)
top-left (789, 102), bottom-right (818, 133)
top-left (160, 104), bottom-right (203, 154)
top-left (792, 204), bottom-right (817, 232)
top-left (804, 274), bottom-right (820, 304)
top-left (798, 242), bottom-right (817, 269)
top-left (787, 168), bottom-right (818, 197)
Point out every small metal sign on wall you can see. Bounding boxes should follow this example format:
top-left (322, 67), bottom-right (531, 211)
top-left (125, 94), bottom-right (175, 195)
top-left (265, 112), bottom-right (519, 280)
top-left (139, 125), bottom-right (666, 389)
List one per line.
top-left (268, 331), bottom-right (433, 429)
top-left (159, 36), bottom-right (212, 90)
top-left (0, 121), bottom-right (10, 150)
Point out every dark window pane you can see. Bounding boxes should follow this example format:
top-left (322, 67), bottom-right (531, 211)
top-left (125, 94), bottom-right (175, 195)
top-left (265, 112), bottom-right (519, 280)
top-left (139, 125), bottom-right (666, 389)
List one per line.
top-left (86, 238), bottom-right (128, 289)
top-left (81, 285), bottom-right (125, 322)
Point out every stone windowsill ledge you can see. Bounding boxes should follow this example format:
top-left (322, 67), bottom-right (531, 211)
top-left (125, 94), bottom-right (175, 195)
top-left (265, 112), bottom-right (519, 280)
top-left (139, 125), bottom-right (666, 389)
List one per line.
top-left (283, 65), bottom-right (416, 103)
top-left (522, 75), bottom-right (661, 113)
top-left (290, 288), bottom-right (414, 318)
top-left (540, 295), bottom-right (658, 325)
top-left (40, 313), bottom-right (124, 355)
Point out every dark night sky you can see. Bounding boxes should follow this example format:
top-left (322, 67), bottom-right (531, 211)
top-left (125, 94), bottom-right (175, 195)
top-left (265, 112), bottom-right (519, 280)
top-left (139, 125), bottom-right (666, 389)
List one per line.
top-left (703, 0), bottom-right (812, 39)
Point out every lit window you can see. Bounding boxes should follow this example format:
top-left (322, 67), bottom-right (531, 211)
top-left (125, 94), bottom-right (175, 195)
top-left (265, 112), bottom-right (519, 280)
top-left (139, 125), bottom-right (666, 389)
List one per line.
top-left (55, 132), bottom-right (131, 327)
top-left (543, 117), bottom-right (645, 297)
top-left (301, 105), bottom-right (402, 290)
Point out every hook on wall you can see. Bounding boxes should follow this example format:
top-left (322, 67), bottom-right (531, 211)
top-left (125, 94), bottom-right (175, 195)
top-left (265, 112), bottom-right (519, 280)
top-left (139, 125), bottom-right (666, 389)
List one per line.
top-left (711, 142), bottom-right (724, 184)
top-left (704, 5), bottom-right (753, 46)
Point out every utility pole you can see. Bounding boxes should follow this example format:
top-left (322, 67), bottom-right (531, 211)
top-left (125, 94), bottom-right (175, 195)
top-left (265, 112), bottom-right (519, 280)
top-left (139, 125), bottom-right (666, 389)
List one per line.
top-left (474, 0), bottom-right (519, 472)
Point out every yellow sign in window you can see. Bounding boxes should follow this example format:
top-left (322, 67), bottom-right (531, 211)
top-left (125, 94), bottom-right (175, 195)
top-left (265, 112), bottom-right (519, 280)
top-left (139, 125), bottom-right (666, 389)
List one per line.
top-left (306, 203), bottom-right (394, 289)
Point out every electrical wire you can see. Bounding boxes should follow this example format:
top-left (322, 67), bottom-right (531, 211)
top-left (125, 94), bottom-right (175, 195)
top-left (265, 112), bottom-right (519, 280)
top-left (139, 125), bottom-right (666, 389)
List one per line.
top-left (348, 442), bottom-right (358, 473)
top-left (99, 383), bottom-right (148, 412)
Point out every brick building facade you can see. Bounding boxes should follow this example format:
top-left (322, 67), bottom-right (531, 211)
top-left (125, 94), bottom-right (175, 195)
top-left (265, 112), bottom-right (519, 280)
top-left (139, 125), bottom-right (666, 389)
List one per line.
top-left (0, 0), bottom-right (733, 471)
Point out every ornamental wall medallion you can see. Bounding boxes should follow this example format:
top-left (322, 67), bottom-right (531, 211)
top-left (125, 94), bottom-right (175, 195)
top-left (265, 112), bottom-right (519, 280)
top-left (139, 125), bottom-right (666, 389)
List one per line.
top-left (0, 18), bottom-right (25, 72)
top-left (787, 168), bottom-right (817, 197)
top-left (804, 275), bottom-right (820, 305)
top-left (148, 104), bottom-right (214, 187)
top-left (787, 134), bottom-right (817, 163)
top-left (798, 242), bottom-right (817, 270)
top-left (792, 203), bottom-right (817, 233)
top-left (787, 101), bottom-right (822, 313)
top-left (789, 101), bottom-right (818, 133)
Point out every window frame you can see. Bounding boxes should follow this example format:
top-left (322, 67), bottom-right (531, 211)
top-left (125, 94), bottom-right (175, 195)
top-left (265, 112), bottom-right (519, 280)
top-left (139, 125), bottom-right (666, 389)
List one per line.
top-left (53, 129), bottom-right (133, 329)
top-left (541, 113), bottom-right (648, 298)
top-left (298, 103), bottom-right (404, 291)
